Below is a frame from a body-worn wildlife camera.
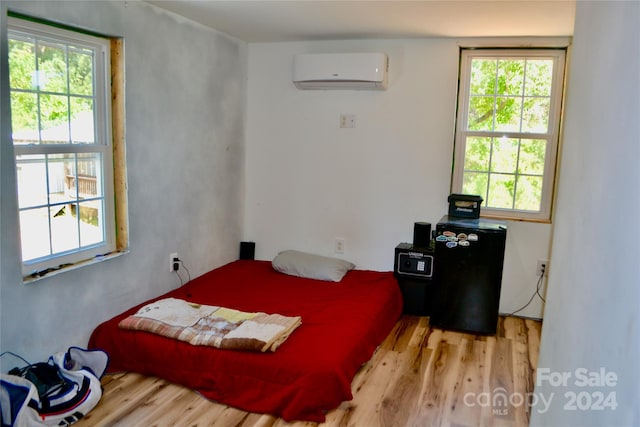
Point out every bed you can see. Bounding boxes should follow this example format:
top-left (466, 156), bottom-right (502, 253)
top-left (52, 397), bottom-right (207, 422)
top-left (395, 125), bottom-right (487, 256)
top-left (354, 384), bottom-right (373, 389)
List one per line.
top-left (88, 259), bottom-right (403, 422)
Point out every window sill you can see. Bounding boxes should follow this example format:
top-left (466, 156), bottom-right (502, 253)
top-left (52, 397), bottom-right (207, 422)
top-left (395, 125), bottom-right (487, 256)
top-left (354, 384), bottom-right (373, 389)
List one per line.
top-left (23, 250), bottom-right (129, 284)
top-left (480, 213), bottom-right (552, 224)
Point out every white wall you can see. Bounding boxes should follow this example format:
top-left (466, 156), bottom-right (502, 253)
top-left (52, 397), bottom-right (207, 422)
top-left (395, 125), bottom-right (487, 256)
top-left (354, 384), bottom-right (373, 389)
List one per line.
top-left (0, 1), bottom-right (247, 365)
top-left (531, 1), bottom-right (640, 426)
top-left (246, 39), bottom-right (552, 318)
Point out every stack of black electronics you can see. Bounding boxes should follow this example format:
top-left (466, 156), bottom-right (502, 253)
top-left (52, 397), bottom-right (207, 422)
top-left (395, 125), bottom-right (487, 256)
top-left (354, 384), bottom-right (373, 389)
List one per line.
top-left (394, 194), bottom-right (507, 335)
top-left (394, 222), bottom-right (435, 316)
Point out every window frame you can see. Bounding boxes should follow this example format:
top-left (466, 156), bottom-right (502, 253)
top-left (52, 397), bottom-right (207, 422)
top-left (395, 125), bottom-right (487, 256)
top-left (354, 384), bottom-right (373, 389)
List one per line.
top-left (8, 17), bottom-right (116, 277)
top-left (452, 48), bottom-right (566, 222)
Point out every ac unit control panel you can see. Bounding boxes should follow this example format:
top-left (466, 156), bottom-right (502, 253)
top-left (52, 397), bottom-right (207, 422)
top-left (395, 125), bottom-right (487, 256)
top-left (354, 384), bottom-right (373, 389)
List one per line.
top-left (394, 243), bottom-right (434, 279)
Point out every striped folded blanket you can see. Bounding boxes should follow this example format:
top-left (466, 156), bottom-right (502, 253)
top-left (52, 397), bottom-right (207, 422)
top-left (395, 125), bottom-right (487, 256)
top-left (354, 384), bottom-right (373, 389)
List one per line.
top-left (118, 298), bottom-right (302, 352)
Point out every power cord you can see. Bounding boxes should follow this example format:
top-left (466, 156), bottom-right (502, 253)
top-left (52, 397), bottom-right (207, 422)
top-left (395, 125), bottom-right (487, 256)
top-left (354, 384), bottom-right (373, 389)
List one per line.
top-left (1, 351), bottom-right (32, 367)
top-left (509, 267), bottom-right (546, 316)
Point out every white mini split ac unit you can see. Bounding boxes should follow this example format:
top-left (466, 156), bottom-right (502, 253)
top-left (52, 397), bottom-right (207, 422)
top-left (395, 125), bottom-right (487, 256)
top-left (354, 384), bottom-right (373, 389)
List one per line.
top-left (292, 53), bottom-right (389, 90)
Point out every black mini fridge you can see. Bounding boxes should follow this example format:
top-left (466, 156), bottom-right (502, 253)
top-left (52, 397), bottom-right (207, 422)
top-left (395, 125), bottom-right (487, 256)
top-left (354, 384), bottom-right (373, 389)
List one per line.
top-left (431, 215), bottom-right (507, 334)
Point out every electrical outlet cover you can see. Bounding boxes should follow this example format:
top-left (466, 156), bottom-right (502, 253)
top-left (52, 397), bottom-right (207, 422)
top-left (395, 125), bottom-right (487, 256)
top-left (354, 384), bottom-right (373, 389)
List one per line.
top-left (536, 259), bottom-right (548, 276)
top-left (169, 252), bottom-right (178, 272)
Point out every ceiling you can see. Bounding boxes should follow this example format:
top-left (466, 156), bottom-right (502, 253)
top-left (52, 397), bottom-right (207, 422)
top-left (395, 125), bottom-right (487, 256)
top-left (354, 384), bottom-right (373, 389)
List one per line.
top-left (147, 0), bottom-right (576, 43)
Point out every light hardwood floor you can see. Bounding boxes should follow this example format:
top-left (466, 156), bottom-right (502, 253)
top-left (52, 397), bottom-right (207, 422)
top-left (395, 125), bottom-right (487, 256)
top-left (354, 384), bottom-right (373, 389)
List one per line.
top-left (76, 315), bottom-right (541, 427)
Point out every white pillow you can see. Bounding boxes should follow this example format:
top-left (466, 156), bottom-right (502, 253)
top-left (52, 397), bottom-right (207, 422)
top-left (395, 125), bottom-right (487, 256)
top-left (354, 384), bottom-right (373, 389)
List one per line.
top-left (272, 250), bottom-right (355, 282)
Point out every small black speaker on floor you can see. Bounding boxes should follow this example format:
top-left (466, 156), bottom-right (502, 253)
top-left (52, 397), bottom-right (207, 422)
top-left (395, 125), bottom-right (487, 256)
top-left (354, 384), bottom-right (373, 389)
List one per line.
top-left (239, 241), bottom-right (255, 260)
top-left (413, 222), bottom-right (432, 248)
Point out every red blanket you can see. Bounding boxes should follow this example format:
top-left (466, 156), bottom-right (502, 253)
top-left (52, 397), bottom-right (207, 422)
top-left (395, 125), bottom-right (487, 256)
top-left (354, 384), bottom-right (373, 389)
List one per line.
top-left (88, 260), bottom-right (402, 422)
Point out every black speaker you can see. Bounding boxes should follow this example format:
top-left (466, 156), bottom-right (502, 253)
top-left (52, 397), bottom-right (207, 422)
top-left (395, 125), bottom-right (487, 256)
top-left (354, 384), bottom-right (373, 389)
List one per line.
top-left (239, 241), bottom-right (255, 260)
top-left (413, 222), bottom-right (432, 248)
top-left (397, 277), bottom-right (435, 316)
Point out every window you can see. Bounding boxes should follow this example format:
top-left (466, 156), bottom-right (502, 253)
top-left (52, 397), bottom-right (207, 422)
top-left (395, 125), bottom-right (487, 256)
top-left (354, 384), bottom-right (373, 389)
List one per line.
top-left (452, 48), bottom-right (566, 221)
top-left (8, 17), bottom-right (118, 277)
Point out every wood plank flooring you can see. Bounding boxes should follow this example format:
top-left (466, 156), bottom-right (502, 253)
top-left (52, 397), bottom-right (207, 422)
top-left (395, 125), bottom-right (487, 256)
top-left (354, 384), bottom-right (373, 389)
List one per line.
top-left (75, 315), bottom-right (541, 427)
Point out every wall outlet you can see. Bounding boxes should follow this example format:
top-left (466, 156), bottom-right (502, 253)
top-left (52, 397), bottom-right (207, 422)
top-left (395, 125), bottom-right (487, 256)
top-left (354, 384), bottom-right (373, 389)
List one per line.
top-left (335, 237), bottom-right (345, 254)
top-left (537, 259), bottom-right (548, 277)
top-left (339, 114), bottom-right (356, 128)
top-left (170, 252), bottom-right (179, 272)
